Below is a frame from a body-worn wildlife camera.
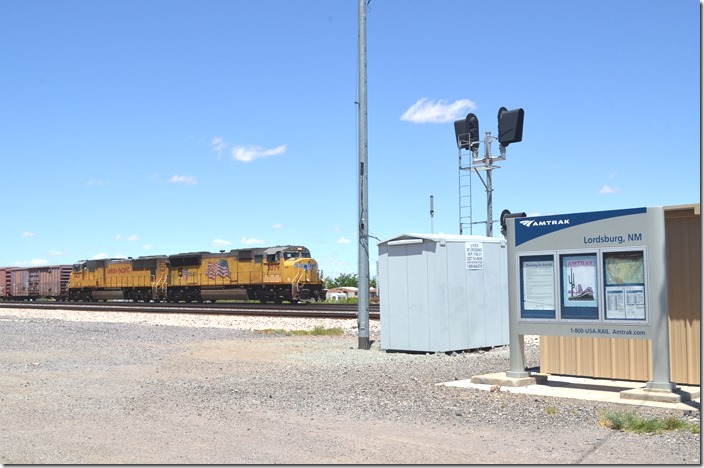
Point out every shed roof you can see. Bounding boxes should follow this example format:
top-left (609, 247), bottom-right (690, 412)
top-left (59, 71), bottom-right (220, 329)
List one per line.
top-left (378, 233), bottom-right (504, 246)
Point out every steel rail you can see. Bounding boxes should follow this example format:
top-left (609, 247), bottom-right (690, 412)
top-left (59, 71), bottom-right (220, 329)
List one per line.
top-left (0, 301), bottom-right (381, 320)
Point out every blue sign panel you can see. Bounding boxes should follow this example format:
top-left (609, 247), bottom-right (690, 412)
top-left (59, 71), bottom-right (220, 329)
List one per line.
top-left (514, 207), bottom-right (647, 247)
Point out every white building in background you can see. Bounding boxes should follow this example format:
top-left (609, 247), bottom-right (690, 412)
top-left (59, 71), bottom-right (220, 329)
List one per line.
top-left (326, 287), bottom-right (377, 301)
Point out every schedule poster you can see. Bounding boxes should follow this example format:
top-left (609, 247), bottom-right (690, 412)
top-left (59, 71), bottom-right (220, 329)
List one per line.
top-left (606, 286), bottom-right (646, 320)
top-left (520, 256), bottom-right (556, 319)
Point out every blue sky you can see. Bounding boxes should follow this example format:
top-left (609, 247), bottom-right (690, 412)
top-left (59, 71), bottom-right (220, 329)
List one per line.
top-left (0, 0), bottom-right (700, 280)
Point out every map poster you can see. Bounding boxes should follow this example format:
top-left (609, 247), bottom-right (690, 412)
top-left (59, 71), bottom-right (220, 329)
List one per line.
top-left (604, 251), bottom-right (644, 285)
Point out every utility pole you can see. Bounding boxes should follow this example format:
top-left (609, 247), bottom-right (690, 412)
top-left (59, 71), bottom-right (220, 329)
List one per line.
top-left (357, 0), bottom-right (370, 350)
top-left (430, 195), bottom-right (435, 234)
top-left (484, 133), bottom-right (494, 237)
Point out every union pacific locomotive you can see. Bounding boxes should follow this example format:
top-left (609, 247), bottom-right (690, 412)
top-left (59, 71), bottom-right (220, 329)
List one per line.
top-left (1, 245), bottom-right (326, 304)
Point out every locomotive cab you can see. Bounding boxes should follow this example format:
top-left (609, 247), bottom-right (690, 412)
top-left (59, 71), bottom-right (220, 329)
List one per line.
top-left (68, 259), bottom-right (104, 301)
top-left (277, 246), bottom-right (325, 302)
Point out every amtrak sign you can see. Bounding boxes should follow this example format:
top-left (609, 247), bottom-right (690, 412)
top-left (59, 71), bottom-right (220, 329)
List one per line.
top-left (519, 218), bottom-right (570, 227)
top-left (513, 207), bottom-right (645, 247)
top-left (505, 206), bottom-right (676, 391)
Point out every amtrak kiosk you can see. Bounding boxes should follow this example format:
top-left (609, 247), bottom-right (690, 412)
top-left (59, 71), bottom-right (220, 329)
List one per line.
top-left (505, 206), bottom-right (677, 393)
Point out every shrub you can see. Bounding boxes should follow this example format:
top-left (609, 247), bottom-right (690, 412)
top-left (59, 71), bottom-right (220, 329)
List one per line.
top-left (599, 409), bottom-right (699, 434)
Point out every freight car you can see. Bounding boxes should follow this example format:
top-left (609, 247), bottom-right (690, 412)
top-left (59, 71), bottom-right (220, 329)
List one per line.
top-left (67, 245), bottom-right (327, 304)
top-left (0, 265), bottom-right (72, 301)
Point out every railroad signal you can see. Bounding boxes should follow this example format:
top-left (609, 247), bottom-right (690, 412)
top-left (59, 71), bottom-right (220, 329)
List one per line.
top-left (467, 113), bottom-right (479, 152)
top-left (500, 209), bottom-right (527, 237)
top-left (454, 113), bottom-right (480, 151)
top-left (454, 118), bottom-right (470, 150)
top-left (454, 106), bottom-right (525, 237)
top-left (497, 107), bottom-right (524, 147)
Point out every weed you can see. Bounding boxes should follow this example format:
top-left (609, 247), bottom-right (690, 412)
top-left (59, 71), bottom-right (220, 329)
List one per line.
top-left (256, 328), bottom-right (288, 335)
top-left (255, 326), bottom-right (344, 337)
top-left (545, 406), bottom-right (557, 415)
top-left (598, 409), bottom-right (699, 434)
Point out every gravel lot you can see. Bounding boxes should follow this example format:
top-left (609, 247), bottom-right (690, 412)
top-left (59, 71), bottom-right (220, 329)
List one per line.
top-left (0, 307), bottom-right (700, 464)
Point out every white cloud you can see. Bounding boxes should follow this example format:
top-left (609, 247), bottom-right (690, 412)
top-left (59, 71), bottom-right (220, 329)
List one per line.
top-left (86, 179), bottom-right (106, 186)
top-left (599, 185), bottom-right (622, 195)
top-left (212, 239), bottom-right (232, 247)
top-left (337, 237), bottom-right (352, 244)
top-left (93, 253), bottom-right (109, 259)
top-left (21, 231), bottom-right (37, 238)
top-left (400, 97), bottom-right (476, 123)
top-left (142, 244), bottom-right (153, 250)
top-left (116, 234), bottom-right (139, 241)
top-left (212, 136), bottom-right (228, 153)
top-left (232, 144), bottom-right (287, 163)
top-left (47, 250), bottom-right (63, 257)
top-left (169, 175), bottom-right (198, 185)
top-left (240, 236), bottom-right (265, 245)
top-left (272, 223), bottom-right (284, 229)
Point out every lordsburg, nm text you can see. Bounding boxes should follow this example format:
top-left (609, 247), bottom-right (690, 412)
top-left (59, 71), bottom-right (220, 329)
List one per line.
top-left (583, 233), bottom-right (643, 245)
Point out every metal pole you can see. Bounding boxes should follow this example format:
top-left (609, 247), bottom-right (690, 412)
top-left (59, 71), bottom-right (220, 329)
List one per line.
top-left (357, 0), bottom-right (370, 350)
top-left (484, 132), bottom-right (493, 237)
top-left (458, 150), bottom-right (463, 235)
top-left (430, 195), bottom-right (434, 234)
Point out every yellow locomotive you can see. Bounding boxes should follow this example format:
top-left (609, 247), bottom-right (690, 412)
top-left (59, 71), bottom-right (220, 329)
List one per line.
top-left (68, 245), bottom-right (326, 304)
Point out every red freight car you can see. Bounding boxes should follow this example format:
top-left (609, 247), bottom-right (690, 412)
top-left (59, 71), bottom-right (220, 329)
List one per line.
top-left (0, 268), bottom-right (11, 299)
top-left (2, 265), bottom-right (71, 300)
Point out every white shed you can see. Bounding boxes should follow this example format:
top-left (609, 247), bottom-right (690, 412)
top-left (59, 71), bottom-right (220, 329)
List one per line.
top-left (377, 233), bottom-right (509, 353)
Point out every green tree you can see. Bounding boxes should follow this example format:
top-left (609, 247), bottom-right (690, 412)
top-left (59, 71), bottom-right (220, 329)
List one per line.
top-left (324, 273), bottom-right (377, 289)
top-left (325, 272), bottom-right (358, 289)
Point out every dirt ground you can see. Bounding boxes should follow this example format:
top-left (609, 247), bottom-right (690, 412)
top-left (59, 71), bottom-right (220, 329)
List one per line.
top-left (0, 318), bottom-right (699, 465)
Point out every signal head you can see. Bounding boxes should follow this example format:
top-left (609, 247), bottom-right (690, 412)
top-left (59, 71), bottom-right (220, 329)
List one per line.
top-left (454, 118), bottom-right (470, 150)
top-left (497, 107), bottom-right (524, 147)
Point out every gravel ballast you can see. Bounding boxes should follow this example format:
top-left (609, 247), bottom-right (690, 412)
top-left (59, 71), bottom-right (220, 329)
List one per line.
top-left (0, 307), bottom-right (700, 464)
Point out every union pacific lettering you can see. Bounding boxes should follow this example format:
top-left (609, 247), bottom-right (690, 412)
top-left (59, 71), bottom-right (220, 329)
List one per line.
top-left (106, 265), bottom-right (131, 274)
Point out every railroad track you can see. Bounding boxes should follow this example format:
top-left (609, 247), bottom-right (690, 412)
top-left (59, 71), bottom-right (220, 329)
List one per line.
top-left (0, 301), bottom-right (381, 320)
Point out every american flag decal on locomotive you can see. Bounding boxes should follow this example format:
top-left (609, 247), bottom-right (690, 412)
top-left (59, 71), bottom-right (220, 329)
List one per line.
top-left (206, 259), bottom-right (231, 279)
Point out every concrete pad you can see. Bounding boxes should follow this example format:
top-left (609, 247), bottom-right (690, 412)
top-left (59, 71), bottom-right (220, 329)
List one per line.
top-left (443, 373), bottom-right (701, 411)
top-left (621, 386), bottom-right (700, 403)
top-left (469, 371), bottom-right (547, 387)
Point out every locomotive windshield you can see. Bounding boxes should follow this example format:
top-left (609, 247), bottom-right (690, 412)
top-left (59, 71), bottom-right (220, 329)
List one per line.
top-left (283, 250), bottom-right (311, 260)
